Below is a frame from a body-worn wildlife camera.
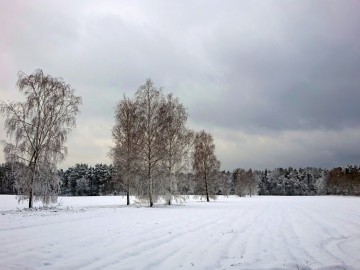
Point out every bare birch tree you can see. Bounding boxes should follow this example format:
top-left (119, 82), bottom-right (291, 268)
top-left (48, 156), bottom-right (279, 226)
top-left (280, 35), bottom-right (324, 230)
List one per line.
top-left (135, 79), bottom-right (165, 207)
top-left (159, 93), bottom-right (194, 205)
top-left (192, 130), bottom-right (220, 202)
top-left (0, 69), bottom-right (81, 208)
top-left (110, 95), bottom-right (142, 205)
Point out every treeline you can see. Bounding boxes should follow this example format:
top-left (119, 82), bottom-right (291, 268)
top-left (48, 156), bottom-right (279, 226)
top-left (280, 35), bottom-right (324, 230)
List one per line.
top-left (1, 163), bottom-right (359, 196)
top-left (58, 165), bottom-right (360, 197)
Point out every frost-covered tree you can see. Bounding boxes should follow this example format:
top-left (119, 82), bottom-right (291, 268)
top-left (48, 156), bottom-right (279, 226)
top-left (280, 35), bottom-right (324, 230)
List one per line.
top-left (158, 93), bottom-right (194, 205)
top-left (135, 79), bottom-right (165, 207)
top-left (0, 69), bottom-right (81, 207)
top-left (111, 96), bottom-right (142, 205)
top-left (192, 130), bottom-right (220, 202)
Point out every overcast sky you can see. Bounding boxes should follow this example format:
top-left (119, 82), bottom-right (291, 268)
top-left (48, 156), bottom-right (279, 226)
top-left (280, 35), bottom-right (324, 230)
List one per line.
top-left (1, 0), bottom-right (360, 171)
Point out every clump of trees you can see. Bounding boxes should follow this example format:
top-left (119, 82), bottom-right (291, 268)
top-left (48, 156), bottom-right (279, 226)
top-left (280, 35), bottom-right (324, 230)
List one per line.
top-left (0, 69), bottom-right (81, 207)
top-left (257, 167), bottom-right (325, 195)
top-left (326, 166), bottom-right (360, 195)
top-left (58, 164), bottom-right (114, 196)
top-left (110, 79), bottom-right (217, 207)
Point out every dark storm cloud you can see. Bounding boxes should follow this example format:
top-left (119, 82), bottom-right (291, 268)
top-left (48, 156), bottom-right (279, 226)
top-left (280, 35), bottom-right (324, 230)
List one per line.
top-left (190, 1), bottom-right (360, 133)
top-left (1, 0), bottom-right (360, 169)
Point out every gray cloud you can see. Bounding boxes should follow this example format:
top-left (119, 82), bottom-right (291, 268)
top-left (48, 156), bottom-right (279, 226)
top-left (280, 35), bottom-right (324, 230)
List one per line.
top-left (190, 1), bottom-right (360, 132)
top-left (0, 0), bottom-right (359, 170)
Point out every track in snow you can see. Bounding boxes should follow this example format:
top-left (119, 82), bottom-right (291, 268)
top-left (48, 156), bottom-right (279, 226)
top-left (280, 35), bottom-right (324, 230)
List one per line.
top-left (0, 196), bottom-right (359, 270)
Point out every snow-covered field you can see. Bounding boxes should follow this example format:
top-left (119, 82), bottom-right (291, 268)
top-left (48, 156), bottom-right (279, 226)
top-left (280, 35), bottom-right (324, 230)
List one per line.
top-left (0, 196), bottom-right (359, 270)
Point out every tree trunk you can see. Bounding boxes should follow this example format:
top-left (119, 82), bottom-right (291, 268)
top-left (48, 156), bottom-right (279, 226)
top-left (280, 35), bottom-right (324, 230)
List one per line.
top-left (149, 194), bottom-right (153, 207)
top-left (126, 190), bottom-right (130, 206)
top-left (149, 177), bottom-right (154, 207)
top-left (28, 161), bottom-right (36, 208)
top-left (149, 176), bottom-right (153, 207)
top-left (168, 171), bottom-right (172, 205)
top-left (29, 188), bottom-right (33, 208)
top-left (205, 174), bottom-right (209, 202)
top-left (148, 162), bottom-right (154, 207)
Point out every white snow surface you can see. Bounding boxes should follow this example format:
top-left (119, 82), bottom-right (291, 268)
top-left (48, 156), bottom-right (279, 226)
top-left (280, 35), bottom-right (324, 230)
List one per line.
top-left (0, 195), bottom-right (359, 270)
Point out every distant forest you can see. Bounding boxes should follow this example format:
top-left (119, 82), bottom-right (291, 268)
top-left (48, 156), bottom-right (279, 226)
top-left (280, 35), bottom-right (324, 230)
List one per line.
top-left (1, 163), bottom-right (359, 197)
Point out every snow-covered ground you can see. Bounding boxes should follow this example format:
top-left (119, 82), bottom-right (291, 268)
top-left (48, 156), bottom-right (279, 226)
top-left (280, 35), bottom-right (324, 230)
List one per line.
top-left (0, 196), bottom-right (359, 270)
